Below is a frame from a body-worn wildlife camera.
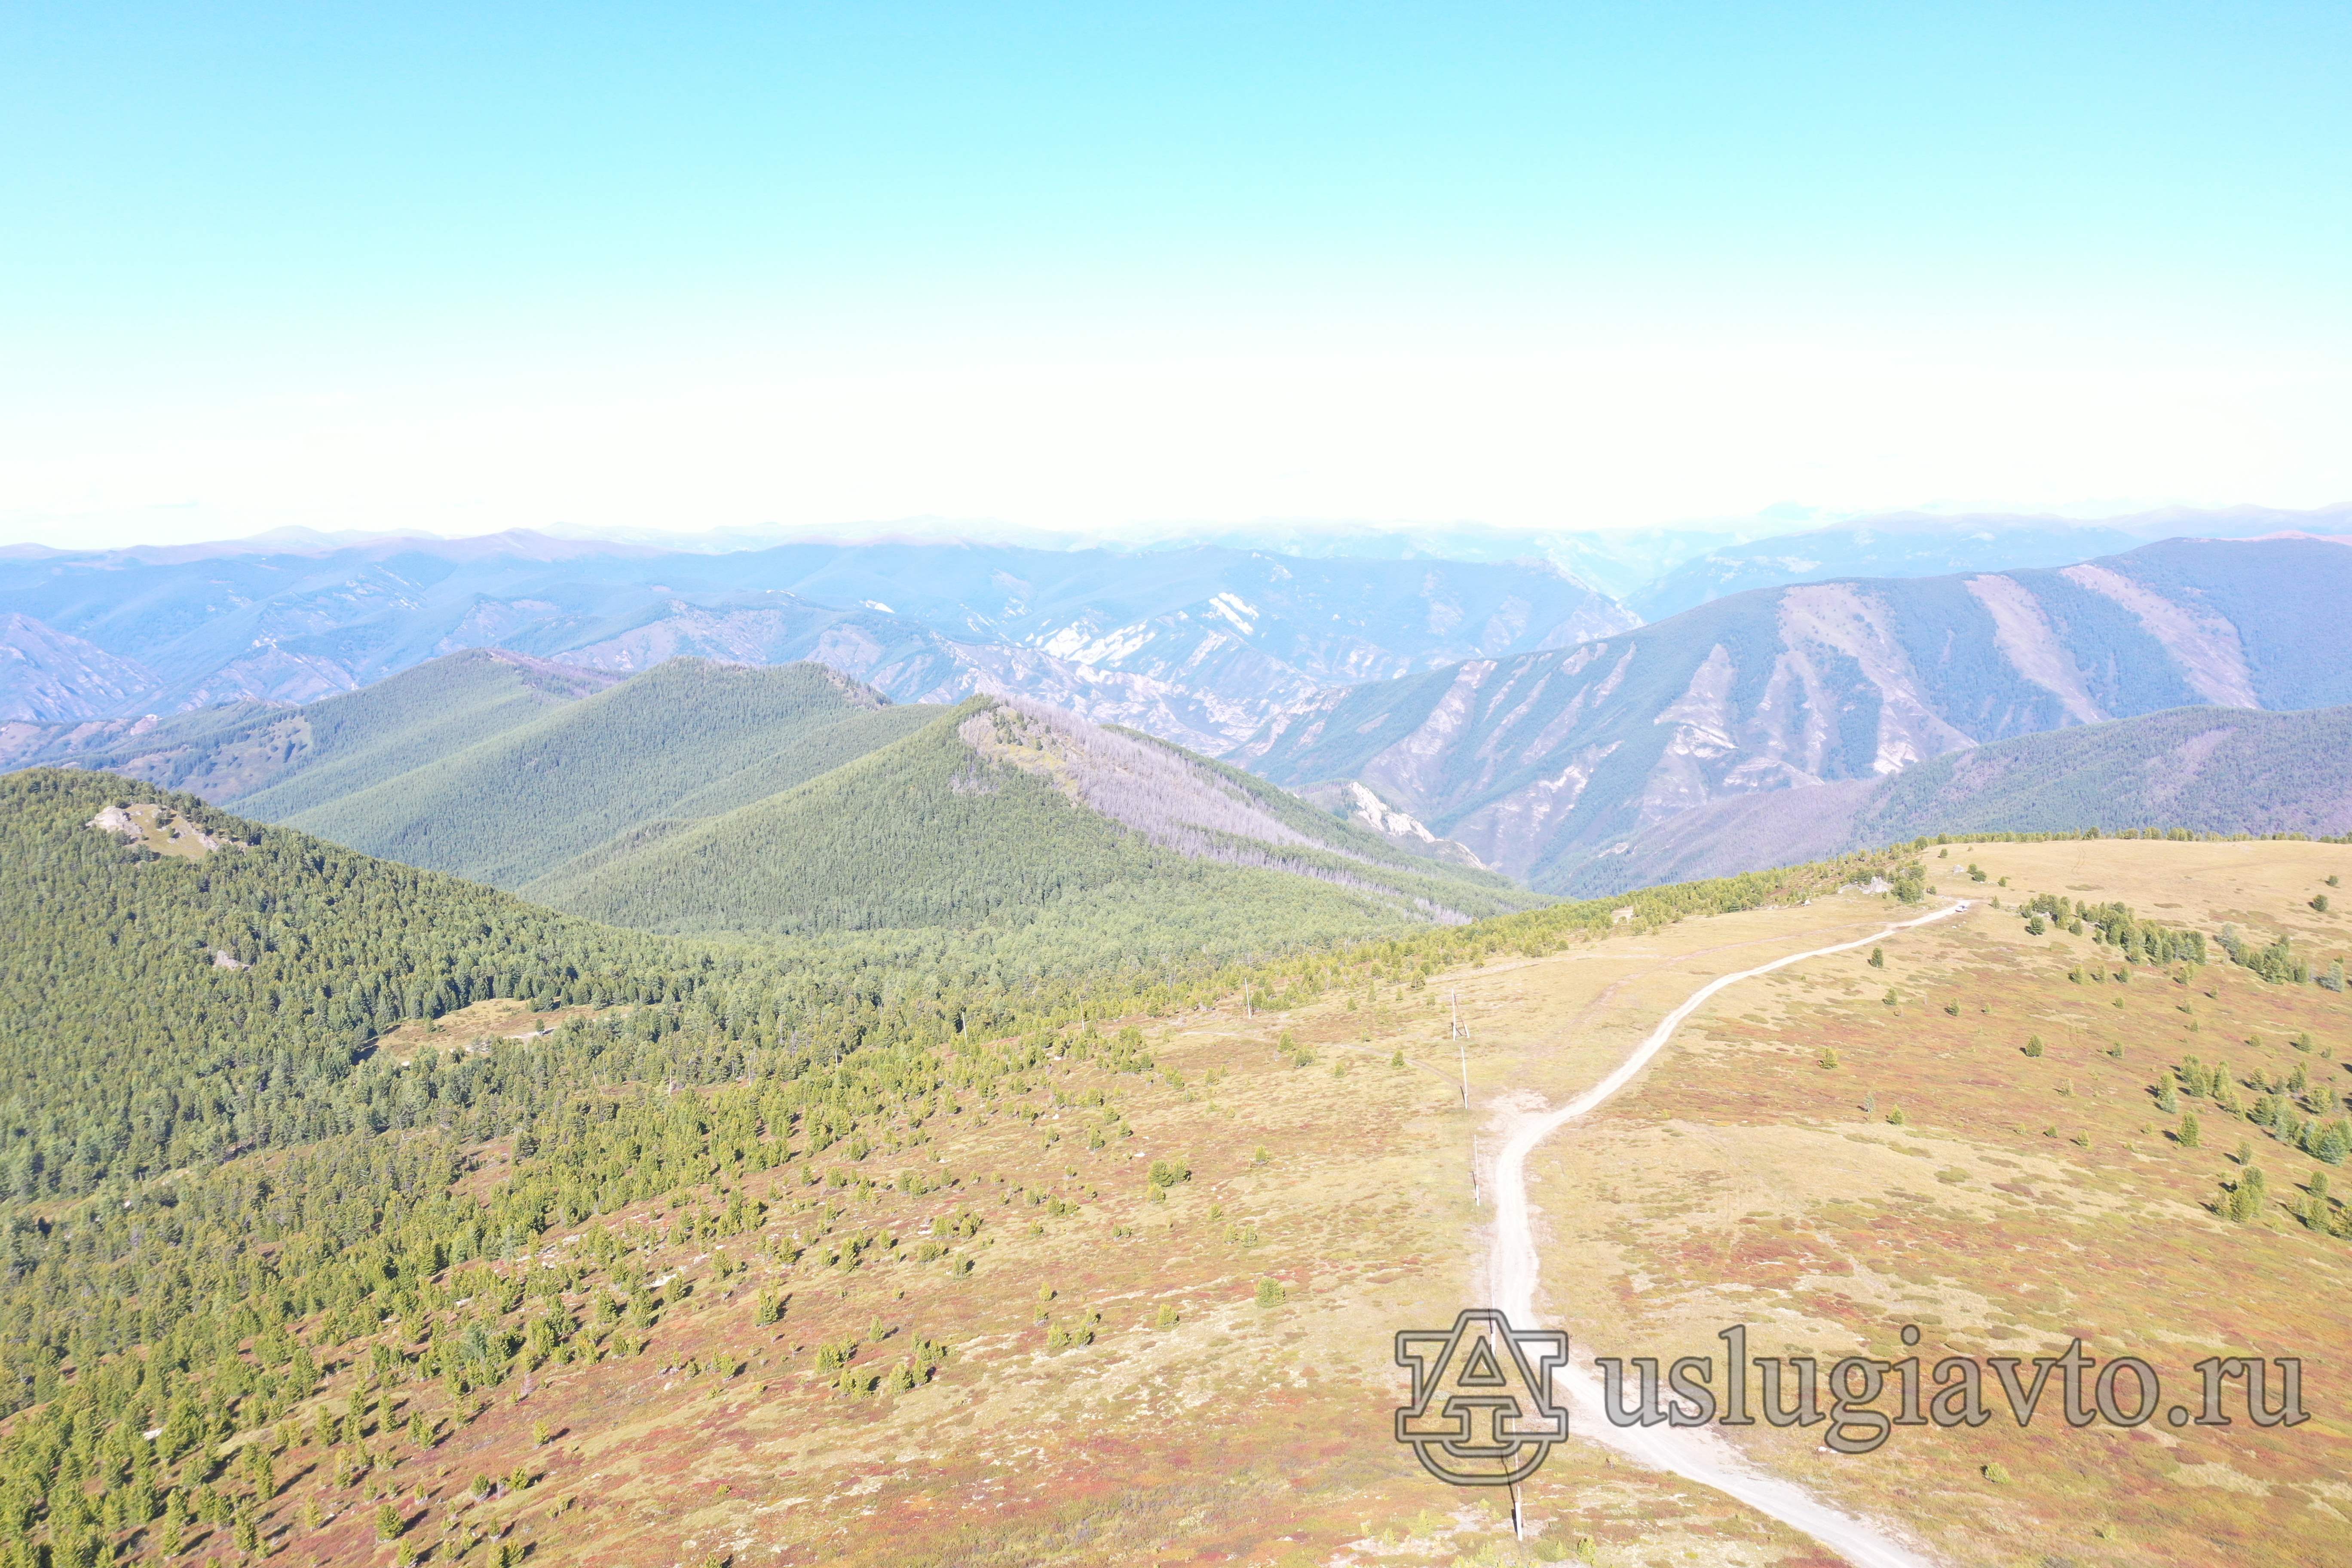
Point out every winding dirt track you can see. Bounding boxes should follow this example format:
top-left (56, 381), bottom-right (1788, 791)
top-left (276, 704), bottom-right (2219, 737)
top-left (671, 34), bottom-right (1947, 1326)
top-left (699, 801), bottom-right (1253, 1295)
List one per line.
top-left (1489, 902), bottom-right (1966, 1568)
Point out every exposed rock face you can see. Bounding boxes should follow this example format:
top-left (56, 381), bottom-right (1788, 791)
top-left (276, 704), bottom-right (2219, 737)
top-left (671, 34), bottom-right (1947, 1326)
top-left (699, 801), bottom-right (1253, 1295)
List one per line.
top-left (1239, 536), bottom-right (2352, 893)
top-left (0, 614), bottom-right (159, 721)
top-left (84, 803), bottom-right (142, 839)
top-left (1295, 780), bottom-right (1490, 870)
top-left (84, 800), bottom-right (233, 859)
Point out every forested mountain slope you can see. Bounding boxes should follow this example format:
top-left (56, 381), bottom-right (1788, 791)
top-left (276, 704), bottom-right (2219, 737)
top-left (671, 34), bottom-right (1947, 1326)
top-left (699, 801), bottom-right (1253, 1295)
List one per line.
top-left (9, 656), bottom-right (1531, 952)
top-left (279, 659), bottom-right (936, 887)
top-left (0, 769), bottom-right (699, 1192)
top-left (1566, 702), bottom-right (2352, 894)
top-left (531, 694), bottom-right (1540, 957)
top-left (1239, 534), bottom-right (2352, 893)
top-left (9, 647), bottom-right (616, 806)
top-left (0, 759), bottom-right (1908, 1568)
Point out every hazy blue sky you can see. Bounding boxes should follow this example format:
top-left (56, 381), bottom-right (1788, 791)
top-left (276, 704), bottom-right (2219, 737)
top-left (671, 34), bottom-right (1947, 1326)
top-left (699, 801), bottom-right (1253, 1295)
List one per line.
top-left (5, 3), bottom-right (2347, 544)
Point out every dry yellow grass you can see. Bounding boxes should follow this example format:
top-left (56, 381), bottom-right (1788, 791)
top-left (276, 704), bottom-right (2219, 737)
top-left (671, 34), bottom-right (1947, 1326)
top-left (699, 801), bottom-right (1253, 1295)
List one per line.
top-left (237, 838), bottom-right (2350, 1568)
top-left (1491, 839), bottom-right (2352, 1567)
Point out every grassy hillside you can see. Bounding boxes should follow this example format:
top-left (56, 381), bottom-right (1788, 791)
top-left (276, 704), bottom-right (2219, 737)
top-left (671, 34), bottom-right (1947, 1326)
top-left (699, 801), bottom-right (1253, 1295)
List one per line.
top-left (1570, 703), bottom-right (2352, 895)
top-left (530, 696), bottom-right (1542, 966)
top-left (284, 659), bottom-right (933, 885)
top-left (1494, 837), bottom-right (2352, 1566)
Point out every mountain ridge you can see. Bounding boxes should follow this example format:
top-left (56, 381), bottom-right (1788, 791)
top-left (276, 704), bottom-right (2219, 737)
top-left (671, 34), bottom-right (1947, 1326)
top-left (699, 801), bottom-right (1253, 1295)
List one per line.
top-left (1239, 534), bottom-right (2352, 893)
top-left (2, 654), bottom-right (1537, 965)
top-left (524, 691), bottom-right (1540, 952)
top-left (0, 537), bottom-right (1634, 753)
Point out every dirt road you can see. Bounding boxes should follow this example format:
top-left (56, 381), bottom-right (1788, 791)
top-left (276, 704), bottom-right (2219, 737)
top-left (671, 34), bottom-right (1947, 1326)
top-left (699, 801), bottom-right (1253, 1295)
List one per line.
top-left (1488, 902), bottom-right (1966, 1568)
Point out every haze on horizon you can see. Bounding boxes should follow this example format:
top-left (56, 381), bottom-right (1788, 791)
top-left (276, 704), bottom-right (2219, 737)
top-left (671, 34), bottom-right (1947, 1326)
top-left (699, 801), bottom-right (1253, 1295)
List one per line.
top-left (5, 3), bottom-right (2349, 551)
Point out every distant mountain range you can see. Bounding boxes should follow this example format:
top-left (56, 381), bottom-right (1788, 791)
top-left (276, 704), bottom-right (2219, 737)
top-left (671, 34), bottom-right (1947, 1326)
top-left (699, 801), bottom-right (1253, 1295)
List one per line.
top-left (10, 513), bottom-right (2352, 908)
top-left (27, 652), bottom-right (1536, 959)
top-left (1623, 511), bottom-right (2150, 619)
top-left (8, 504), bottom-right (2343, 760)
top-left (0, 536), bottom-right (1632, 753)
top-left (1240, 534), bottom-right (2352, 892)
top-left (1158, 502), bottom-right (2350, 605)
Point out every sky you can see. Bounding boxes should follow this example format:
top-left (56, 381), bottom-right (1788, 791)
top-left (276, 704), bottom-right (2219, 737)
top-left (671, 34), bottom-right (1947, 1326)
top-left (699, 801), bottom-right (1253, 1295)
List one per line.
top-left (3, 2), bottom-right (2348, 548)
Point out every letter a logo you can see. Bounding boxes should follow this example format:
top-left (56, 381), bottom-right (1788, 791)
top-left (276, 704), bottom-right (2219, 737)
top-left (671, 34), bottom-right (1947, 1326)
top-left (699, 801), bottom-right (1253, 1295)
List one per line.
top-left (1395, 1309), bottom-right (1570, 1485)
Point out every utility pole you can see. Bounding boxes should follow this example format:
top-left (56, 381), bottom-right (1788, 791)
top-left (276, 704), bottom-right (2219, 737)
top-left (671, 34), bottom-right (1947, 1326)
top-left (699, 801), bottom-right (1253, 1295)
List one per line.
top-left (1451, 988), bottom-right (1471, 1109)
top-left (1469, 1133), bottom-right (1480, 1206)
